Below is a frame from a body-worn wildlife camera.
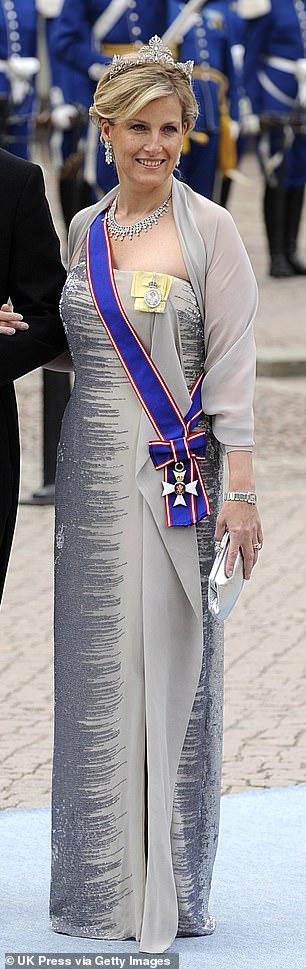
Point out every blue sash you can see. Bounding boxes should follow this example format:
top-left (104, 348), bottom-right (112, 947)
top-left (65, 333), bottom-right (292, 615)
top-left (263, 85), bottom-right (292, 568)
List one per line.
top-left (86, 211), bottom-right (211, 527)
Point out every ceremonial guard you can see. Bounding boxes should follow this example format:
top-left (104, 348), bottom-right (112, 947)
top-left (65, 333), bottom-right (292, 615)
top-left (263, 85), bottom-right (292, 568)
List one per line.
top-left (165, 0), bottom-right (240, 200)
top-left (53, 0), bottom-right (168, 196)
top-left (220, 0), bottom-right (249, 203)
top-left (0, 0), bottom-right (39, 157)
top-left (242, 0), bottom-right (306, 276)
top-left (39, 0), bottom-right (91, 230)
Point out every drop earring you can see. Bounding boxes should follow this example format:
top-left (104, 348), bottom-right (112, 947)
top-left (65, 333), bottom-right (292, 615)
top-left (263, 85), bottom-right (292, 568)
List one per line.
top-left (176, 146), bottom-right (182, 167)
top-left (101, 136), bottom-right (113, 165)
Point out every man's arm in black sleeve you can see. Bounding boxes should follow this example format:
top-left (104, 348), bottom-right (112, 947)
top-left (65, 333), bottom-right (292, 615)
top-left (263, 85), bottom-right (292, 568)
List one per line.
top-left (0, 162), bottom-right (68, 384)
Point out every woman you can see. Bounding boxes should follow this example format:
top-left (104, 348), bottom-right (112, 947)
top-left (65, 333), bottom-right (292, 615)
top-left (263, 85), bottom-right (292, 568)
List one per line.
top-left (0, 37), bottom-right (263, 954)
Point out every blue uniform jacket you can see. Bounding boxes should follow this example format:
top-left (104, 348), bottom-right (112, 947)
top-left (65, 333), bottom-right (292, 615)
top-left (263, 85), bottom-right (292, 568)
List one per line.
top-left (46, 12), bottom-right (90, 167)
top-left (169, 0), bottom-right (239, 133)
top-left (0, 0), bottom-right (38, 156)
top-left (0, 0), bottom-right (37, 96)
top-left (54, 0), bottom-right (167, 80)
top-left (243, 0), bottom-right (306, 118)
top-left (243, 0), bottom-right (306, 187)
top-left (46, 14), bottom-right (90, 112)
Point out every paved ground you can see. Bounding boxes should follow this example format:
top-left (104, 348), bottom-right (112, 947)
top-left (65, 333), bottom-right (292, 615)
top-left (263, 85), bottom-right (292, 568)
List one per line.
top-left (0, 147), bottom-right (305, 810)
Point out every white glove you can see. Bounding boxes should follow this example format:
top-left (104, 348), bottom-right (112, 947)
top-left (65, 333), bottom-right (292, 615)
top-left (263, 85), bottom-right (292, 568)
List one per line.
top-left (7, 55), bottom-right (40, 104)
top-left (36, 0), bottom-right (63, 15)
top-left (51, 103), bottom-right (79, 130)
top-left (8, 54), bottom-right (40, 80)
top-left (243, 114), bottom-right (260, 134)
top-left (230, 120), bottom-right (240, 140)
top-left (237, 0), bottom-right (271, 16)
top-left (240, 99), bottom-right (260, 135)
top-left (88, 62), bottom-right (108, 81)
top-left (231, 44), bottom-right (245, 74)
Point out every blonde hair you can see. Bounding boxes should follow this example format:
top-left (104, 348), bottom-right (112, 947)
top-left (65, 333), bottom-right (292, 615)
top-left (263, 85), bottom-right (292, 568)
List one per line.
top-left (89, 59), bottom-right (198, 133)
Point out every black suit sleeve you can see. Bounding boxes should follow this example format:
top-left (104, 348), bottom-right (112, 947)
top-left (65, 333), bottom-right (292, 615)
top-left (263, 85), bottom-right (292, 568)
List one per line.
top-left (0, 164), bottom-right (68, 384)
top-left (0, 384), bottom-right (19, 600)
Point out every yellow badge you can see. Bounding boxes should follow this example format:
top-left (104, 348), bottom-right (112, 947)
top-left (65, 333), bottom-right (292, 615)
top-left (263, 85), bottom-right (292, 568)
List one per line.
top-left (131, 272), bottom-right (173, 313)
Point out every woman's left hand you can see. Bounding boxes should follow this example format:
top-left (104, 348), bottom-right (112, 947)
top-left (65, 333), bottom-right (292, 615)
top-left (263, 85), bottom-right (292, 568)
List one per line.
top-left (215, 499), bottom-right (263, 580)
top-left (0, 302), bottom-right (29, 334)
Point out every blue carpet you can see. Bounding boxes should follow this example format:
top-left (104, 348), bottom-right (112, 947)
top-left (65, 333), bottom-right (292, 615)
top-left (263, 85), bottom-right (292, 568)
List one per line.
top-left (1, 785), bottom-right (305, 968)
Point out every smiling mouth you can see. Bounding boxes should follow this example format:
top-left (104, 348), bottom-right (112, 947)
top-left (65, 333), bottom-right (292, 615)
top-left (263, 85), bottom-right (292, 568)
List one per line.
top-left (136, 159), bottom-right (164, 168)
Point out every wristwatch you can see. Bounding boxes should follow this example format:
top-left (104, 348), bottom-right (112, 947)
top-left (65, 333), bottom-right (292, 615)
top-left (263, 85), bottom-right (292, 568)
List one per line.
top-left (223, 491), bottom-right (257, 504)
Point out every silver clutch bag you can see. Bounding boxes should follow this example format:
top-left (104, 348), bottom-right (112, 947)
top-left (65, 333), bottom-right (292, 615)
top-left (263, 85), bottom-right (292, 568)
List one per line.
top-left (208, 531), bottom-right (244, 622)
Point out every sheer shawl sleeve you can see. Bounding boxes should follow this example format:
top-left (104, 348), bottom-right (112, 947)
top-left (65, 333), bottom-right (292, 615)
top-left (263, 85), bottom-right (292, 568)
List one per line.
top-left (173, 181), bottom-right (258, 450)
top-left (202, 204), bottom-right (258, 449)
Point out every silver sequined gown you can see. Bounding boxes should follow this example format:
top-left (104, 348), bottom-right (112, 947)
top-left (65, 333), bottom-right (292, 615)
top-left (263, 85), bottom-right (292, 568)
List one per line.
top-left (49, 245), bottom-right (224, 953)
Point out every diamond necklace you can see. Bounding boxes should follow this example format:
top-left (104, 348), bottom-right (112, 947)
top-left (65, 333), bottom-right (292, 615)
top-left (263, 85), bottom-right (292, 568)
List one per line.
top-left (107, 190), bottom-right (172, 241)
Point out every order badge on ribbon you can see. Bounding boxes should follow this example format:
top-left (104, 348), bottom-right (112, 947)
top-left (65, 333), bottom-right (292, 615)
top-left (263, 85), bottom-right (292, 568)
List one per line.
top-left (149, 427), bottom-right (211, 527)
top-left (162, 461), bottom-right (199, 507)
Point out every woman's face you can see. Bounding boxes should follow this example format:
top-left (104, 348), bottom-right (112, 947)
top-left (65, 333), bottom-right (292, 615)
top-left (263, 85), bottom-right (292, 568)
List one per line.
top-left (101, 94), bottom-right (187, 191)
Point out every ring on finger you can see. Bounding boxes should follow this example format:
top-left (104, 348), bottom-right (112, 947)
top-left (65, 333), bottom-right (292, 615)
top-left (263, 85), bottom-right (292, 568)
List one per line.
top-left (252, 542), bottom-right (263, 550)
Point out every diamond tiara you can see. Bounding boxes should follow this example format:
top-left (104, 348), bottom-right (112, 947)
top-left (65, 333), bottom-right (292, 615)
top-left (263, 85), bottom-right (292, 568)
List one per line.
top-left (108, 35), bottom-right (194, 85)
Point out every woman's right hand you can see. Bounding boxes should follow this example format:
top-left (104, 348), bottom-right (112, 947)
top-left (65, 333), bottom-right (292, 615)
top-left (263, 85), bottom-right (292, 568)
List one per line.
top-left (0, 303), bottom-right (29, 335)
